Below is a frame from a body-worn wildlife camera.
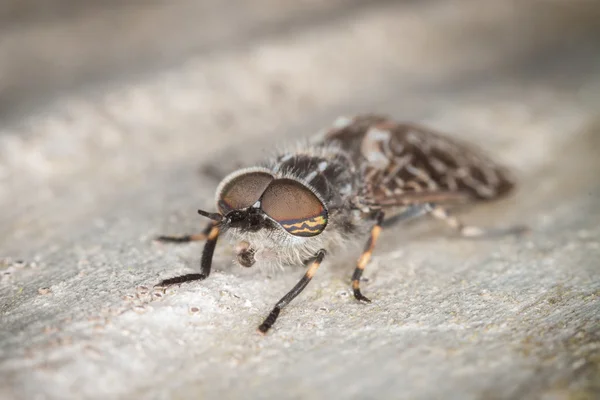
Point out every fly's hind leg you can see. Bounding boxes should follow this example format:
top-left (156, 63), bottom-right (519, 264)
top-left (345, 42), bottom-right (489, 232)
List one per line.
top-left (381, 204), bottom-right (429, 227)
top-left (426, 203), bottom-right (528, 238)
top-left (351, 211), bottom-right (385, 303)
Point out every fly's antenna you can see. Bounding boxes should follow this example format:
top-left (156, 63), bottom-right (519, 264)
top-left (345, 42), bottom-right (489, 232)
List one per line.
top-left (197, 209), bottom-right (223, 223)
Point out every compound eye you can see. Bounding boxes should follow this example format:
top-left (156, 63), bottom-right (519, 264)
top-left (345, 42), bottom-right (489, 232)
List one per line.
top-left (261, 179), bottom-right (328, 237)
top-left (217, 172), bottom-right (274, 214)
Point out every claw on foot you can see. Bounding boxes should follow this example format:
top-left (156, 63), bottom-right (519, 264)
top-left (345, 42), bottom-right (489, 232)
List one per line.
top-left (353, 289), bottom-right (371, 303)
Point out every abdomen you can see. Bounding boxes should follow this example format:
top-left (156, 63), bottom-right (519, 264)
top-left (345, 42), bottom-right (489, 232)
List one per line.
top-left (320, 115), bottom-right (515, 202)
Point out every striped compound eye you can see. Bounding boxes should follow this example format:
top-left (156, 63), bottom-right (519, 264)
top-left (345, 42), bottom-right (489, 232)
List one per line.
top-left (217, 171), bottom-right (274, 214)
top-left (260, 179), bottom-right (328, 237)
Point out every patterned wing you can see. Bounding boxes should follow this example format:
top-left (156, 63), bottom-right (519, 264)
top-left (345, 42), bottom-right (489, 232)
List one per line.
top-left (320, 115), bottom-right (515, 209)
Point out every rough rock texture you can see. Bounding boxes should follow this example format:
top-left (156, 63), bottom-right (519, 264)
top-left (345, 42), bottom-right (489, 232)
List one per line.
top-left (1, 1), bottom-right (599, 399)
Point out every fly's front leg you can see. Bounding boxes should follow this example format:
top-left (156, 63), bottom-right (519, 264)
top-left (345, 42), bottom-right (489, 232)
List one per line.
top-left (155, 221), bottom-right (214, 243)
top-left (257, 249), bottom-right (326, 335)
top-left (426, 203), bottom-right (528, 238)
top-left (155, 224), bottom-right (220, 287)
top-left (352, 211), bottom-right (385, 303)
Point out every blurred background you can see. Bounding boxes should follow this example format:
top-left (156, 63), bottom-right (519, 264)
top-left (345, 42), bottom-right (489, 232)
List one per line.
top-left (1, 1), bottom-right (599, 399)
top-left (2, 0), bottom-right (599, 121)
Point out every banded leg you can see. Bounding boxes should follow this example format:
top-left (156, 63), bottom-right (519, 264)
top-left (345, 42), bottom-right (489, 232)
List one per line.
top-left (352, 211), bottom-right (385, 303)
top-left (155, 222), bottom-right (214, 243)
top-left (156, 224), bottom-right (220, 287)
top-left (257, 249), bottom-right (326, 335)
top-left (426, 203), bottom-right (528, 238)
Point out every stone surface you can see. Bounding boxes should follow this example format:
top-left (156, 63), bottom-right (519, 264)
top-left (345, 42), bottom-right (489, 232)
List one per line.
top-left (1, 1), bottom-right (599, 399)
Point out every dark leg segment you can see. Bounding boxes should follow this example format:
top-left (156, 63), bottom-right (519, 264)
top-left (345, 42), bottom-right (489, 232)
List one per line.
top-left (257, 249), bottom-right (326, 334)
top-left (155, 222), bottom-right (214, 243)
top-left (426, 203), bottom-right (528, 238)
top-left (352, 211), bottom-right (385, 303)
top-left (381, 205), bottom-right (428, 227)
top-left (156, 225), bottom-right (220, 287)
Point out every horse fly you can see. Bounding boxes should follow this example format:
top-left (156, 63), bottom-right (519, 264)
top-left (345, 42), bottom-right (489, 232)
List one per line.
top-left (155, 114), bottom-right (526, 334)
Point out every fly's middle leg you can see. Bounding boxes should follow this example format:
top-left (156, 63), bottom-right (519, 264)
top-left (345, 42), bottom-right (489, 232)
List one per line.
top-left (351, 211), bottom-right (385, 303)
